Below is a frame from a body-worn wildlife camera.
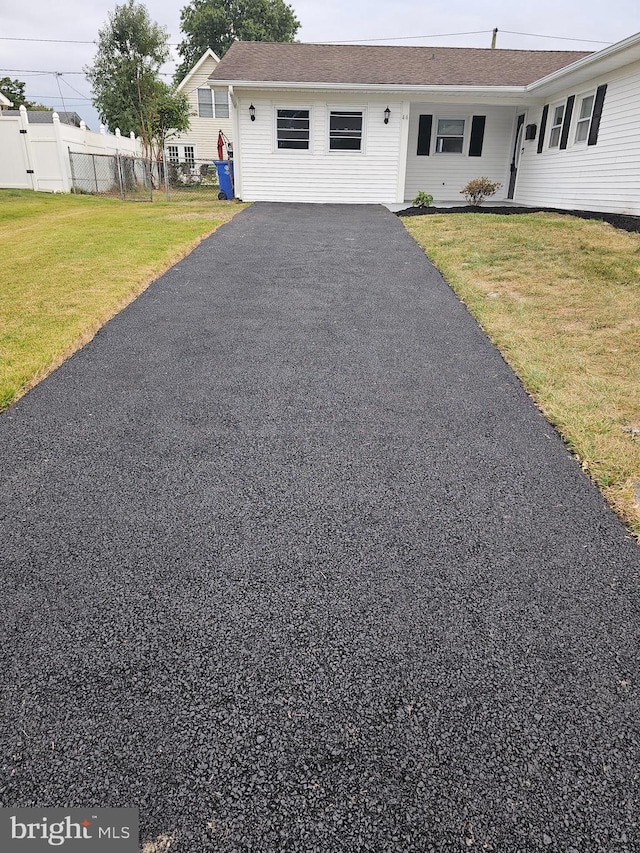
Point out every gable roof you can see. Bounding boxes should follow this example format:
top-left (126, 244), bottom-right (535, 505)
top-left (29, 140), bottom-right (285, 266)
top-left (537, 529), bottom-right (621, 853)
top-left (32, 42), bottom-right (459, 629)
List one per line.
top-left (177, 48), bottom-right (221, 92)
top-left (210, 42), bottom-right (591, 88)
top-left (0, 91), bottom-right (12, 108)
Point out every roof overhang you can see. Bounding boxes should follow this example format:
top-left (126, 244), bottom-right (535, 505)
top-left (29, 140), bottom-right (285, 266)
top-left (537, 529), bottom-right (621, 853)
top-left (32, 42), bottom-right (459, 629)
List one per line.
top-left (177, 48), bottom-right (221, 92)
top-left (211, 79), bottom-right (530, 106)
top-left (527, 29), bottom-right (640, 97)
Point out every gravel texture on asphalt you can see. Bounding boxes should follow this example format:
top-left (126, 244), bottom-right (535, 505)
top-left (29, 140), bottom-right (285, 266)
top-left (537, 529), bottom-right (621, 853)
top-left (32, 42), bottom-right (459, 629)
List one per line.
top-left (1, 203), bottom-right (639, 852)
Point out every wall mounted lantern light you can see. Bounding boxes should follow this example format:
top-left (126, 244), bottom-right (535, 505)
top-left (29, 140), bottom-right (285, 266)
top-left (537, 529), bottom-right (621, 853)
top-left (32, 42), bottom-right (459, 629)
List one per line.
top-left (249, 104), bottom-right (256, 121)
top-left (384, 106), bottom-right (391, 124)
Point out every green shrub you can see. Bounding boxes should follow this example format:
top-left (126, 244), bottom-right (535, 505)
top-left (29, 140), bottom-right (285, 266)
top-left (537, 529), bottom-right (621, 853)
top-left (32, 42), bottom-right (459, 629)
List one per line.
top-left (460, 177), bottom-right (502, 206)
top-left (412, 191), bottom-right (434, 208)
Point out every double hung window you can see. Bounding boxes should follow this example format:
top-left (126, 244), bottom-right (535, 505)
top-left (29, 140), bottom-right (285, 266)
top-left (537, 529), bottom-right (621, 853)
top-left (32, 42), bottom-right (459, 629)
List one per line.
top-left (197, 88), bottom-right (229, 119)
top-left (549, 104), bottom-right (565, 148)
top-left (575, 94), bottom-right (594, 143)
top-left (435, 118), bottom-right (465, 153)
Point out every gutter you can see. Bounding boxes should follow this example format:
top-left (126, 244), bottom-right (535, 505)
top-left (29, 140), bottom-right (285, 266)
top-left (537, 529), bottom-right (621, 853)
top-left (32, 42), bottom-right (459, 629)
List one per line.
top-left (209, 79), bottom-right (528, 97)
top-left (526, 29), bottom-right (640, 92)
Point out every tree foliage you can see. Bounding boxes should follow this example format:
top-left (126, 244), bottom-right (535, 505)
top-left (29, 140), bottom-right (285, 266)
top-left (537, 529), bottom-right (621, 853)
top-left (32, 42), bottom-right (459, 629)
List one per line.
top-left (85, 0), bottom-right (190, 156)
top-left (175, 0), bottom-right (300, 82)
top-left (0, 77), bottom-right (51, 110)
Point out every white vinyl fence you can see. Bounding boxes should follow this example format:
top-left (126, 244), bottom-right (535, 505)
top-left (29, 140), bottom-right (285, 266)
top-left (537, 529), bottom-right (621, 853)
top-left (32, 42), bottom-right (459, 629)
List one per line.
top-left (0, 106), bottom-right (142, 193)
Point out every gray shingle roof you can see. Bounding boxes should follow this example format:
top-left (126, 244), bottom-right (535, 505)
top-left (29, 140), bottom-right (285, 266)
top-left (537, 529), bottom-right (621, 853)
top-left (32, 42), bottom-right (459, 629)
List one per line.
top-left (210, 42), bottom-right (592, 88)
top-left (3, 110), bottom-right (85, 127)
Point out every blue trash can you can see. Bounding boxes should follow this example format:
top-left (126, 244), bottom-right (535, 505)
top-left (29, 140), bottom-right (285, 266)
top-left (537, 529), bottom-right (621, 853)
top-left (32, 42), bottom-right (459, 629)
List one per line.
top-left (214, 160), bottom-right (234, 200)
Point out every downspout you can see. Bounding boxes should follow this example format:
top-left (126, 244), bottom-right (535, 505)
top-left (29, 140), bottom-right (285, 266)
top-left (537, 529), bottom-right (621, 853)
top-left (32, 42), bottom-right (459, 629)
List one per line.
top-left (229, 85), bottom-right (242, 200)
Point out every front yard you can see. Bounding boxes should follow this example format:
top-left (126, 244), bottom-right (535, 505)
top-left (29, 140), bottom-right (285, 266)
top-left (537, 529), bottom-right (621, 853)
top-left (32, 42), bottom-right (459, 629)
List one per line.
top-left (404, 212), bottom-right (640, 537)
top-left (1, 194), bottom-right (638, 536)
top-left (0, 190), bottom-right (247, 411)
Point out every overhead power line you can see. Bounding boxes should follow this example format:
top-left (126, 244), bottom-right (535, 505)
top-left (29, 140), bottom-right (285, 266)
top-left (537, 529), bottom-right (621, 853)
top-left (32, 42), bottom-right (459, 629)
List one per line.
top-left (0, 28), bottom-right (615, 47)
top-left (312, 29), bottom-right (492, 43)
top-left (500, 29), bottom-right (610, 44)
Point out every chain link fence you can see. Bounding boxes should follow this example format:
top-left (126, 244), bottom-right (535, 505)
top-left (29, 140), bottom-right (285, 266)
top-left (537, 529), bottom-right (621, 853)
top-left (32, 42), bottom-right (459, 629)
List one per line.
top-left (69, 151), bottom-right (226, 202)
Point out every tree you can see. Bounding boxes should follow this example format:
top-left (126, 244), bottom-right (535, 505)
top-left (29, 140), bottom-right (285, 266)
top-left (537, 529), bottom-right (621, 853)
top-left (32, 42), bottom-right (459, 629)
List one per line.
top-left (175, 0), bottom-right (300, 83)
top-left (0, 77), bottom-right (51, 110)
top-left (151, 86), bottom-right (191, 154)
top-left (85, 0), bottom-right (190, 157)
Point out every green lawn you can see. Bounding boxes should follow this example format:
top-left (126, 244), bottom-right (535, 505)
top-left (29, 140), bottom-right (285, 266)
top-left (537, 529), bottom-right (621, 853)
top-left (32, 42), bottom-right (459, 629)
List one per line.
top-left (0, 190), bottom-right (247, 410)
top-left (404, 212), bottom-right (640, 537)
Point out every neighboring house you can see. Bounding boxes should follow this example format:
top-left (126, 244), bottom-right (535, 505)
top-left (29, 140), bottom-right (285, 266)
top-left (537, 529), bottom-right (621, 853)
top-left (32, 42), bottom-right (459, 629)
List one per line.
top-left (168, 49), bottom-right (234, 165)
top-left (3, 110), bottom-right (85, 128)
top-left (209, 33), bottom-right (640, 213)
top-left (0, 92), bottom-right (12, 111)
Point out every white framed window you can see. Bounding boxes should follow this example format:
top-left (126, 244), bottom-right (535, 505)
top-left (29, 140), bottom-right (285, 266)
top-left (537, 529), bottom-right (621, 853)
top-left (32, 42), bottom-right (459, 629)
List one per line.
top-left (197, 88), bottom-right (213, 118)
top-left (574, 93), bottom-right (595, 143)
top-left (214, 89), bottom-right (229, 119)
top-left (183, 145), bottom-right (195, 167)
top-left (166, 144), bottom-right (196, 165)
top-left (329, 110), bottom-right (364, 151)
top-left (435, 118), bottom-right (465, 153)
top-left (548, 104), bottom-right (565, 148)
top-left (197, 88), bottom-right (229, 119)
top-left (276, 108), bottom-right (310, 150)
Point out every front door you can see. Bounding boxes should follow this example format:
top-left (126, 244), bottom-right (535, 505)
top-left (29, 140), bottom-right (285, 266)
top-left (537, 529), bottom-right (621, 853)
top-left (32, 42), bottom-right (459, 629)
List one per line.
top-left (507, 114), bottom-right (525, 199)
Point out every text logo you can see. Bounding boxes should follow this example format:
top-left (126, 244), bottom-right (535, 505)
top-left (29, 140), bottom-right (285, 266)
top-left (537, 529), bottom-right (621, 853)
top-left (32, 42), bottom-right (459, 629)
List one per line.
top-left (1, 808), bottom-right (138, 851)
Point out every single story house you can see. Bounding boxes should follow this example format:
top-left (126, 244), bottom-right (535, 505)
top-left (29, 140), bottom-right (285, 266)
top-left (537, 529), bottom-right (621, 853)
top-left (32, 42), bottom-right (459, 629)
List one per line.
top-left (209, 32), bottom-right (640, 213)
top-left (168, 48), bottom-right (234, 165)
top-left (0, 91), bottom-right (12, 110)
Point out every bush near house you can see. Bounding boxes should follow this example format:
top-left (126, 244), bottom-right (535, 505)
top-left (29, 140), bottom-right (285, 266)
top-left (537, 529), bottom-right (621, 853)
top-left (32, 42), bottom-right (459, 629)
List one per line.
top-left (460, 177), bottom-right (501, 206)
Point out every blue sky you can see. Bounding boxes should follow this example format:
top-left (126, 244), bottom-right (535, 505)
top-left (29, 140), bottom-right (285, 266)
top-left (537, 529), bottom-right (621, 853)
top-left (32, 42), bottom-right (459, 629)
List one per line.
top-left (1, 0), bottom-right (638, 130)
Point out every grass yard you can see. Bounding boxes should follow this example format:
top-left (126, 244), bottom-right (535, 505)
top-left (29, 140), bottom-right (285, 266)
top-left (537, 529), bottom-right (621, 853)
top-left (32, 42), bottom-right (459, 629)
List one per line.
top-left (404, 212), bottom-right (640, 537)
top-left (0, 190), bottom-right (247, 411)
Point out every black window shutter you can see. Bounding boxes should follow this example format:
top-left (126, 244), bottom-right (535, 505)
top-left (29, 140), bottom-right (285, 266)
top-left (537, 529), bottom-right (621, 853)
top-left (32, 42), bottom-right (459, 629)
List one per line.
top-left (537, 105), bottom-right (549, 153)
top-left (559, 95), bottom-right (575, 149)
top-left (469, 115), bottom-right (486, 157)
top-left (588, 84), bottom-right (608, 146)
top-left (417, 114), bottom-right (432, 156)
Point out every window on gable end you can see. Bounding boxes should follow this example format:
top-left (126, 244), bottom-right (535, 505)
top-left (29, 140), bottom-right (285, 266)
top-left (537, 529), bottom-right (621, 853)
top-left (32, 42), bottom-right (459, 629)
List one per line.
top-left (214, 89), bottom-right (229, 119)
top-left (197, 88), bottom-right (213, 118)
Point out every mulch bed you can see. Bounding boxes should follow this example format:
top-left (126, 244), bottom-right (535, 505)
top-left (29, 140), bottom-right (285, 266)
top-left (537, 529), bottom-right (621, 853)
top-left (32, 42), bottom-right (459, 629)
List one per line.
top-left (397, 205), bottom-right (640, 234)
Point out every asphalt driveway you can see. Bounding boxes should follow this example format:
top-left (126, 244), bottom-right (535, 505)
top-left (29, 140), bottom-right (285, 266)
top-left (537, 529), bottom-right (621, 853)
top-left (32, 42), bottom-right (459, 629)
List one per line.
top-left (1, 203), bottom-right (639, 852)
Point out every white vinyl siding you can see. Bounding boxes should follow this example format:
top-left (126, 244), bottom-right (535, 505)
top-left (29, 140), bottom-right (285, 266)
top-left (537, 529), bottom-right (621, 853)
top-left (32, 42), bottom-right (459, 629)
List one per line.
top-left (236, 91), bottom-right (401, 203)
top-left (171, 54), bottom-right (233, 161)
top-left (404, 104), bottom-right (514, 202)
top-left (514, 59), bottom-right (640, 215)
